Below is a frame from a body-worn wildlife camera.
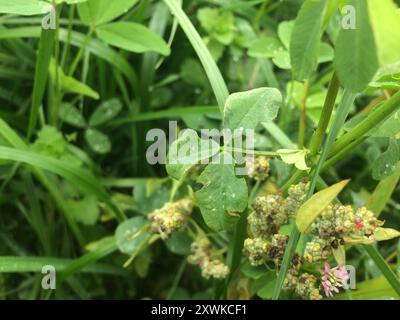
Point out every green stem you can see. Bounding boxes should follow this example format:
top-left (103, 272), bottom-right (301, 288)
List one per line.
top-left (167, 259), bottom-right (187, 300)
top-left (363, 245), bottom-right (400, 296)
top-left (298, 79), bottom-right (309, 149)
top-left (309, 72), bottom-right (340, 155)
top-left (330, 90), bottom-right (400, 156)
top-left (67, 28), bottom-right (94, 77)
top-left (224, 147), bottom-right (279, 157)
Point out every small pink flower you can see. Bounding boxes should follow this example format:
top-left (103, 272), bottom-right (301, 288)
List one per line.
top-left (354, 219), bottom-right (364, 230)
top-left (319, 263), bottom-right (349, 297)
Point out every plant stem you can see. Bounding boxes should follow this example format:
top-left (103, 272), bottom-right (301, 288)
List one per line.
top-left (309, 72), bottom-right (340, 155)
top-left (67, 28), bottom-right (94, 77)
top-left (167, 259), bottom-right (187, 299)
top-left (329, 90), bottom-right (400, 156)
top-left (298, 79), bottom-right (309, 148)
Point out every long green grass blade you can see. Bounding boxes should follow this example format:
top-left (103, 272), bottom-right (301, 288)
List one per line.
top-left (163, 0), bottom-right (229, 112)
top-left (27, 28), bottom-right (54, 140)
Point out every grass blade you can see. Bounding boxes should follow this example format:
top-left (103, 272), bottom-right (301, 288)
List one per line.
top-left (163, 0), bottom-right (229, 112)
top-left (28, 28), bottom-right (54, 140)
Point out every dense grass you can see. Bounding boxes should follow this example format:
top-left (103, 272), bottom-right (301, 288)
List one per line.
top-left (0, 0), bottom-right (400, 300)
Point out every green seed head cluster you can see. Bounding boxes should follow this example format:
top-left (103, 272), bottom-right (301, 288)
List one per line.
top-left (283, 268), bottom-right (322, 300)
top-left (148, 199), bottom-right (193, 240)
top-left (246, 155), bottom-right (270, 181)
top-left (243, 237), bottom-right (270, 266)
top-left (304, 205), bottom-right (383, 263)
top-left (188, 238), bottom-right (229, 279)
top-left (248, 195), bottom-right (288, 238)
top-left (244, 181), bottom-right (310, 267)
top-left (283, 180), bottom-right (310, 217)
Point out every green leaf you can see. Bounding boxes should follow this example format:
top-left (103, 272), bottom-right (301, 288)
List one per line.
top-left (334, 0), bottom-right (379, 92)
top-left (28, 27), bottom-right (54, 139)
top-left (368, 0), bottom-right (400, 67)
top-left (372, 139), bottom-right (400, 180)
top-left (195, 153), bottom-right (248, 231)
top-left (332, 245), bottom-right (346, 265)
top-left (96, 22), bottom-right (170, 56)
top-left (290, 0), bottom-right (327, 81)
top-left (371, 110), bottom-right (400, 139)
top-left (254, 272), bottom-right (277, 299)
top-left (85, 128), bottom-right (112, 154)
top-left (89, 98), bottom-right (122, 127)
top-left (241, 262), bottom-right (267, 280)
top-left (0, 256), bottom-right (123, 276)
top-left (366, 165), bottom-right (400, 216)
top-left (334, 276), bottom-right (399, 300)
top-left (0, 145), bottom-right (124, 222)
top-left (317, 42), bottom-right (334, 63)
top-left (49, 59), bottom-right (99, 99)
top-left (164, 232), bottom-right (192, 256)
top-left (373, 227), bottom-right (400, 241)
top-left (272, 48), bottom-right (291, 69)
top-left (223, 87), bottom-right (282, 130)
top-left (115, 217), bottom-right (151, 255)
top-left (77, 0), bottom-right (138, 26)
top-left (248, 37), bottom-right (283, 58)
top-left (132, 179), bottom-right (170, 215)
top-left (166, 133), bottom-right (220, 181)
top-left (277, 149), bottom-right (310, 171)
top-left (369, 72), bottom-right (400, 91)
top-left (296, 179), bottom-right (350, 232)
top-left (59, 103), bottom-right (87, 128)
top-left (68, 195), bottom-right (100, 226)
top-left (278, 20), bottom-right (294, 49)
top-left (197, 8), bottom-right (235, 45)
top-left (0, 0), bottom-right (52, 16)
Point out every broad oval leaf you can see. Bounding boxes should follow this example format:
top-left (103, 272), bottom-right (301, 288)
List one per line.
top-left (334, 0), bottom-right (379, 93)
top-left (223, 87), bottom-right (282, 130)
top-left (278, 20), bottom-right (294, 49)
top-left (296, 179), bottom-right (350, 233)
top-left (290, 0), bottom-right (327, 81)
top-left (248, 37), bottom-right (283, 58)
top-left (164, 232), bottom-right (192, 256)
top-left (85, 128), bottom-right (111, 154)
top-left (96, 22), bottom-right (170, 56)
top-left (89, 98), bottom-right (122, 127)
top-left (372, 139), bottom-right (400, 180)
top-left (115, 217), bottom-right (151, 255)
top-left (59, 103), bottom-right (87, 128)
top-left (77, 0), bottom-right (138, 26)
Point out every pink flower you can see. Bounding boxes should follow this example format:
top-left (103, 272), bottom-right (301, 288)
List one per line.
top-left (319, 263), bottom-right (349, 297)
